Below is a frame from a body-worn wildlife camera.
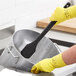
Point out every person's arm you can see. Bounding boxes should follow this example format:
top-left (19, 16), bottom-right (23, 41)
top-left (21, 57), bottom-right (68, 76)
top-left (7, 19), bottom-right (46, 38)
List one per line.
top-left (50, 5), bottom-right (76, 25)
top-left (31, 45), bottom-right (76, 73)
top-left (62, 45), bottom-right (76, 65)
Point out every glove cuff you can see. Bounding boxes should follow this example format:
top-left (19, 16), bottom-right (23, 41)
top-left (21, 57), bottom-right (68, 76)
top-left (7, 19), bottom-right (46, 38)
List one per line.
top-left (50, 53), bottom-right (67, 68)
top-left (66, 5), bottom-right (76, 18)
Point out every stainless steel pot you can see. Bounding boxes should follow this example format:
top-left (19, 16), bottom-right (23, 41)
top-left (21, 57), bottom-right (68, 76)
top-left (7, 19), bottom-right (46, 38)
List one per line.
top-left (0, 30), bottom-right (61, 72)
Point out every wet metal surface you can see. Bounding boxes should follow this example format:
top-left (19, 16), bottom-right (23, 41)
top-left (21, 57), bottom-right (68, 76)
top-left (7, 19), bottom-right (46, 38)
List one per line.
top-left (0, 25), bottom-right (15, 50)
top-left (0, 25), bottom-right (15, 40)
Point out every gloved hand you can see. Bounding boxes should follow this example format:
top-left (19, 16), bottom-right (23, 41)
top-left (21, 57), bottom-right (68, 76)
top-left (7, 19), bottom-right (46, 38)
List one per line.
top-left (31, 54), bottom-right (66, 73)
top-left (50, 5), bottom-right (76, 25)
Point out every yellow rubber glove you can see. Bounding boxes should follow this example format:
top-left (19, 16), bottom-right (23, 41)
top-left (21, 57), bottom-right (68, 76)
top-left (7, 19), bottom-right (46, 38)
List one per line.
top-left (50, 5), bottom-right (76, 25)
top-left (31, 54), bottom-right (67, 73)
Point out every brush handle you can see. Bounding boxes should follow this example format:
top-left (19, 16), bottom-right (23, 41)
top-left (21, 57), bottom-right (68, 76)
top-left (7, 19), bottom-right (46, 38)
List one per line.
top-left (33, 21), bottom-right (57, 45)
top-left (64, 2), bottom-right (71, 8)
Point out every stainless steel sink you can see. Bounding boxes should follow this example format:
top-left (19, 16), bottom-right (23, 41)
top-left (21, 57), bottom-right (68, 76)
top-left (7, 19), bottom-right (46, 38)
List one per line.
top-left (0, 25), bottom-right (15, 71)
top-left (0, 25), bottom-right (15, 54)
